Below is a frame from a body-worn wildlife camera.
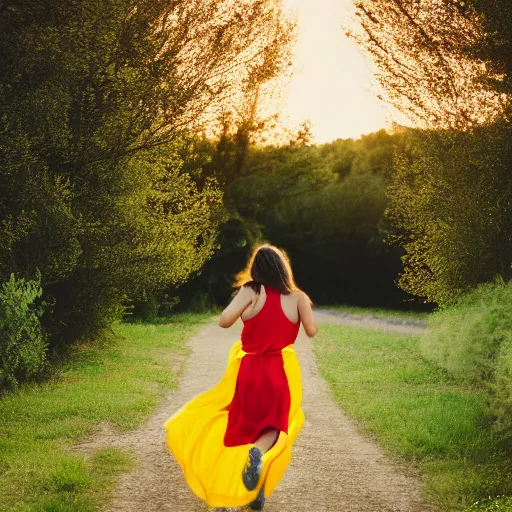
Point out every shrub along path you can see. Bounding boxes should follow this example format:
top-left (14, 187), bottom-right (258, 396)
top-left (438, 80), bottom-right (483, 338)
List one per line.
top-left (82, 313), bottom-right (436, 512)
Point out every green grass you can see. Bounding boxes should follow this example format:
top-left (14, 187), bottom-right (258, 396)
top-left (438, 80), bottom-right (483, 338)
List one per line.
top-left (314, 324), bottom-right (512, 511)
top-left (0, 313), bottom-right (210, 512)
top-left (328, 305), bottom-right (431, 324)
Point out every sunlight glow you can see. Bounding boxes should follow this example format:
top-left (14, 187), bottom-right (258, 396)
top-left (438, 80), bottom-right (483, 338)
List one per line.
top-left (279, 0), bottom-right (403, 143)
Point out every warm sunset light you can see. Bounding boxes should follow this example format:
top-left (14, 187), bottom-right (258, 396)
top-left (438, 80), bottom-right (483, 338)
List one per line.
top-left (280, 0), bottom-right (401, 143)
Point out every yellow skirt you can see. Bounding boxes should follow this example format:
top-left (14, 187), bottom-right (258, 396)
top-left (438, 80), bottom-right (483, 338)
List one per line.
top-left (164, 340), bottom-right (305, 508)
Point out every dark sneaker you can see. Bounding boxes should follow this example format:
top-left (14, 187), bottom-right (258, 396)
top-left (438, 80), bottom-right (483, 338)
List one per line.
top-left (242, 446), bottom-right (263, 491)
top-left (249, 485), bottom-right (265, 510)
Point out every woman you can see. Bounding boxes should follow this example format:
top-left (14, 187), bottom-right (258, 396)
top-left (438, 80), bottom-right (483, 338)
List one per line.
top-left (164, 244), bottom-right (317, 510)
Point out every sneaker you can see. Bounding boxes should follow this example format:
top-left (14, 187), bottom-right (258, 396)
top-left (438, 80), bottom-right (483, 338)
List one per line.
top-left (242, 446), bottom-right (263, 491)
top-left (249, 485), bottom-right (265, 510)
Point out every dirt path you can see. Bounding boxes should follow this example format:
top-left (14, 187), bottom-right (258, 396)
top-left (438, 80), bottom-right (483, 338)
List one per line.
top-left (314, 309), bottom-right (427, 335)
top-left (79, 313), bottom-right (436, 512)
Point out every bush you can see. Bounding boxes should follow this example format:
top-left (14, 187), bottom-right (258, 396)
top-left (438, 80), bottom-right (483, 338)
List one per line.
top-left (492, 334), bottom-right (512, 438)
top-left (387, 124), bottom-right (512, 306)
top-left (0, 273), bottom-right (48, 390)
top-left (188, 291), bottom-right (216, 313)
top-left (421, 279), bottom-right (512, 439)
top-left (128, 297), bottom-right (161, 323)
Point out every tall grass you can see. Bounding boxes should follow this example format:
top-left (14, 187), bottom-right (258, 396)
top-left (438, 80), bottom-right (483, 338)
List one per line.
top-left (421, 280), bottom-right (512, 440)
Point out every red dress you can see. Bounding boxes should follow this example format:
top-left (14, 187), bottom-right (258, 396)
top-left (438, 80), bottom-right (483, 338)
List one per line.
top-left (223, 286), bottom-right (300, 447)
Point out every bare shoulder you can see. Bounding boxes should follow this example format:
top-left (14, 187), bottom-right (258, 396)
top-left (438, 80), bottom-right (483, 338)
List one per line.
top-left (238, 284), bottom-right (257, 301)
top-left (295, 290), bottom-right (311, 304)
top-left (218, 285), bottom-right (256, 328)
top-left (240, 284), bottom-right (257, 295)
top-left (284, 290), bottom-right (301, 302)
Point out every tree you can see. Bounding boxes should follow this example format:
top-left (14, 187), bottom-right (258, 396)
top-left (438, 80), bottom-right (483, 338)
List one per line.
top-left (349, 0), bottom-right (510, 128)
top-left (387, 124), bottom-right (512, 306)
top-left (350, 1), bottom-right (512, 305)
top-left (265, 172), bottom-right (409, 307)
top-left (0, 0), bottom-right (296, 345)
top-left (179, 127), bottom-right (422, 309)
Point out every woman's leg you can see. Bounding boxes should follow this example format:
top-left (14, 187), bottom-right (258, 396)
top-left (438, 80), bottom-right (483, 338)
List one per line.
top-left (253, 428), bottom-right (279, 453)
top-left (242, 428), bottom-right (279, 492)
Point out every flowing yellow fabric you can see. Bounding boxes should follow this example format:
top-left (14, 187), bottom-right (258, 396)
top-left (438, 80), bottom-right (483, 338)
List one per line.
top-left (164, 340), bottom-right (305, 508)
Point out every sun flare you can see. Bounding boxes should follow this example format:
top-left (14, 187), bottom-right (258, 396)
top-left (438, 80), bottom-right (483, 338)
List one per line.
top-left (279, 0), bottom-right (403, 143)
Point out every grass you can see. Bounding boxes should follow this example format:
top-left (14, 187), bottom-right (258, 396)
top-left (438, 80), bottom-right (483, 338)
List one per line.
top-left (328, 305), bottom-right (431, 324)
top-left (314, 324), bottom-right (512, 511)
top-left (0, 313), bottom-right (211, 512)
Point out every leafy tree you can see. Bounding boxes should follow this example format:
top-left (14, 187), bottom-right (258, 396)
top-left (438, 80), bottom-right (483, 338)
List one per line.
top-left (0, 0), bottom-right (295, 345)
top-left (387, 124), bottom-right (512, 305)
top-left (320, 138), bottom-right (357, 179)
top-left (350, 1), bottom-right (512, 304)
top-left (265, 172), bottom-right (409, 306)
top-left (178, 125), bottom-right (428, 310)
top-left (351, 129), bottom-right (397, 178)
top-left (349, 0), bottom-right (511, 127)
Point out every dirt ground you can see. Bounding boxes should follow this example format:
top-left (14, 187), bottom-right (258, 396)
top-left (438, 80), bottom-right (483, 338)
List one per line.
top-left (73, 311), bottom-right (437, 512)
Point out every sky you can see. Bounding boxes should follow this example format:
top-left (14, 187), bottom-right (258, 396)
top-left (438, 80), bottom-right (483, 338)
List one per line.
top-left (278, 0), bottom-right (401, 143)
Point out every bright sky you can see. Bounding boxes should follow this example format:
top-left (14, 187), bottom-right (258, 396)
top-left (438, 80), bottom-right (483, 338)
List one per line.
top-left (279, 0), bottom-right (400, 143)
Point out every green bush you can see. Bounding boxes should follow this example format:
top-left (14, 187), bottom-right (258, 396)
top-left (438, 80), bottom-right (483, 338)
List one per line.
top-left (128, 296), bottom-right (161, 323)
top-left (0, 273), bottom-right (48, 390)
top-left (387, 124), bottom-right (512, 306)
top-left (493, 334), bottom-right (512, 437)
top-left (421, 280), bottom-right (512, 439)
top-left (188, 291), bottom-right (216, 313)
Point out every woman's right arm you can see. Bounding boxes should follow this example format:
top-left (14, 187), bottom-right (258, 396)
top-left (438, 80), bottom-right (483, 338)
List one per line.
top-left (218, 286), bottom-right (254, 328)
top-left (298, 292), bottom-right (318, 337)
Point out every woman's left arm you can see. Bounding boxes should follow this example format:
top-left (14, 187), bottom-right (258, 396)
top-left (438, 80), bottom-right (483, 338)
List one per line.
top-left (218, 286), bottom-right (254, 328)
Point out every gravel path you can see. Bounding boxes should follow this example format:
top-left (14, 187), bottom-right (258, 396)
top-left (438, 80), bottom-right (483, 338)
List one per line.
top-left (77, 312), bottom-right (436, 512)
top-left (314, 309), bottom-right (428, 335)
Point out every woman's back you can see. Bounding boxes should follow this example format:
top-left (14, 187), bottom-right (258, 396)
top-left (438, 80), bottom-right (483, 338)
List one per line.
top-left (241, 286), bottom-right (300, 323)
top-left (240, 286), bottom-right (300, 355)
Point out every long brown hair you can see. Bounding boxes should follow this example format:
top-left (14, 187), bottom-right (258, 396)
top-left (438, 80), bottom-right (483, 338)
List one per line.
top-left (234, 244), bottom-right (299, 295)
